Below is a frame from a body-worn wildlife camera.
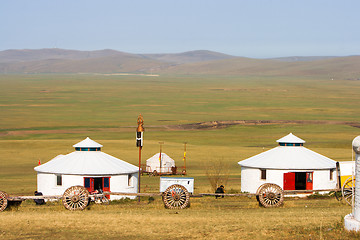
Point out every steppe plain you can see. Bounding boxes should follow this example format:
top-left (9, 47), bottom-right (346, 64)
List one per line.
top-left (0, 73), bottom-right (360, 239)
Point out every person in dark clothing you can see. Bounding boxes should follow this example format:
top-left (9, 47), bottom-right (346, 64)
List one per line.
top-left (34, 191), bottom-right (45, 205)
top-left (215, 185), bottom-right (225, 199)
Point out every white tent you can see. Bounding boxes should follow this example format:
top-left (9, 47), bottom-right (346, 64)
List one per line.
top-left (238, 133), bottom-right (337, 194)
top-left (34, 137), bottom-right (138, 200)
top-left (146, 153), bottom-right (176, 174)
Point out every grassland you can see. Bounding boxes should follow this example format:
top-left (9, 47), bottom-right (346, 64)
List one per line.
top-left (0, 74), bottom-right (360, 239)
top-left (1, 74), bottom-right (360, 130)
top-left (0, 197), bottom-right (358, 240)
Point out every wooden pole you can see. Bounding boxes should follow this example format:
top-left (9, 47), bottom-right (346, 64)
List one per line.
top-left (159, 142), bottom-right (163, 176)
top-left (136, 114), bottom-right (144, 203)
top-left (183, 142), bottom-right (187, 174)
top-left (138, 146), bottom-right (142, 203)
top-left (336, 161), bottom-right (341, 189)
top-left (159, 142), bottom-right (164, 176)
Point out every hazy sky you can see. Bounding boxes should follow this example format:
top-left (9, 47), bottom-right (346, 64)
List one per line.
top-left (1, 0), bottom-right (359, 58)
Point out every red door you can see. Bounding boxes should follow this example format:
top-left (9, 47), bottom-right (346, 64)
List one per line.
top-left (84, 177), bottom-right (94, 193)
top-left (103, 177), bottom-right (110, 199)
top-left (306, 172), bottom-right (313, 190)
top-left (84, 177), bottom-right (110, 198)
top-left (283, 172), bottom-right (295, 190)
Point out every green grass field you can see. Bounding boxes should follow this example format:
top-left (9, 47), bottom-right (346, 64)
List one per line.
top-left (1, 74), bottom-right (360, 131)
top-left (0, 74), bottom-right (360, 239)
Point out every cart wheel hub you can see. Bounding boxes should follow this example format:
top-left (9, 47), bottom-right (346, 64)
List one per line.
top-left (267, 192), bottom-right (276, 200)
top-left (173, 194), bottom-right (180, 201)
top-left (71, 195), bottom-right (80, 203)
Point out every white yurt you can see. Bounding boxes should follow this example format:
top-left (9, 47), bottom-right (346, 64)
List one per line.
top-left (34, 137), bottom-right (138, 200)
top-left (146, 153), bottom-right (176, 174)
top-left (238, 133), bottom-right (337, 194)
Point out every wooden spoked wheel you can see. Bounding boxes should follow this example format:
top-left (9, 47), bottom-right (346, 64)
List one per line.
top-left (257, 183), bottom-right (284, 208)
top-left (342, 176), bottom-right (355, 206)
top-left (163, 184), bottom-right (190, 209)
top-left (62, 186), bottom-right (89, 211)
top-left (0, 191), bottom-right (8, 212)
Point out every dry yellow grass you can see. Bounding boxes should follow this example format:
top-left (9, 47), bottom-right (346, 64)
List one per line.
top-left (0, 197), bottom-right (358, 239)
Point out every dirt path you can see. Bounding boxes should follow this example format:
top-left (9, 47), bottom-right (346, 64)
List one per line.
top-left (168, 120), bottom-right (360, 130)
top-left (1, 120), bottom-right (359, 137)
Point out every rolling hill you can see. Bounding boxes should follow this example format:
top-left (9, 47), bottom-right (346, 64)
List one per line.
top-left (0, 49), bottom-right (165, 74)
top-left (0, 48), bottom-right (359, 79)
top-left (0, 48), bottom-right (126, 63)
top-left (140, 50), bottom-right (236, 63)
top-left (0, 49), bottom-right (234, 74)
top-left (159, 55), bottom-right (360, 79)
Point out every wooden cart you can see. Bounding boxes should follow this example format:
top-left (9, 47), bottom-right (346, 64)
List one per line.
top-left (0, 183), bottom-right (284, 212)
top-left (1, 181), bottom-right (351, 212)
top-left (0, 186), bottom-right (111, 212)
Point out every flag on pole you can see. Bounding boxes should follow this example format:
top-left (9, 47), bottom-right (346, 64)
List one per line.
top-left (183, 152), bottom-right (186, 161)
top-left (159, 152), bottom-right (162, 162)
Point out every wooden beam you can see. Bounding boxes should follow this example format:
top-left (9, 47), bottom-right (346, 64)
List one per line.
top-left (8, 195), bottom-right (62, 201)
top-left (283, 188), bottom-right (339, 194)
top-left (103, 192), bottom-right (162, 197)
top-left (196, 193), bottom-right (254, 197)
top-left (6, 187), bottom-right (340, 201)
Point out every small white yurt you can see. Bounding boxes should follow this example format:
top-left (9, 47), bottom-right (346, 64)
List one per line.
top-left (34, 137), bottom-right (138, 200)
top-left (146, 153), bottom-right (176, 174)
top-left (238, 133), bottom-right (337, 194)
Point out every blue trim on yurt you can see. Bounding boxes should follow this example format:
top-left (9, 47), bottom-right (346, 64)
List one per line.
top-left (75, 147), bottom-right (101, 151)
top-left (279, 143), bottom-right (303, 146)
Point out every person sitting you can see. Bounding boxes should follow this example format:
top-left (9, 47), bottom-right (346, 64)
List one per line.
top-left (34, 191), bottom-right (45, 205)
top-left (215, 185), bottom-right (225, 199)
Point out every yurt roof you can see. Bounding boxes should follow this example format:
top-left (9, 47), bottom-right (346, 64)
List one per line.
top-left (146, 153), bottom-right (175, 164)
top-left (73, 137), bottom-right (103, 148)
top-left (34, 138), bottom-right (137, 175)
top-left (276, 133), bottom-right (305, 144)
top-left (238, 133), bottom-right (335, 170)
top-left (238, 146), bottom-right (336, 170)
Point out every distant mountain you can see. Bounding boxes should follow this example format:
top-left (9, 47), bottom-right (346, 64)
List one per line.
top-left (0, 48), bottom-right (234, 74)
top-left (0, 49), bottom-right (168, 74)
top-left (159, 55), bottom-right (360, 79)
top-left (0, 48), bottom-right (128, 63)
top-left (0, 48), bottom-right (359, 79)
top-left (0, 54), bottom-right (168, 74)
top-left (0, 48), bottom-right (234, 64)
top-left (269, 56), bottom-right (339, 62)
top-left (140, 50), bottom-right (236, 63)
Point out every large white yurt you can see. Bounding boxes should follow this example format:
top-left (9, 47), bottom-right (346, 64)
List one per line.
top-left (146, 153), bottom-right (176, 174)
top-left (238, 133), bottom-right (337, 194)
top-left (34, 137), bottom-right (138, 200)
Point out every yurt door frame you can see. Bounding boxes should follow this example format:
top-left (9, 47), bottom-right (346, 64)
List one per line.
top-left (84, 177), bottom-right (111, 196)
top-left (283, 172), bottom-right (313, 190)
